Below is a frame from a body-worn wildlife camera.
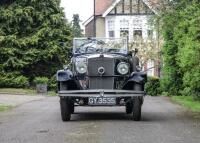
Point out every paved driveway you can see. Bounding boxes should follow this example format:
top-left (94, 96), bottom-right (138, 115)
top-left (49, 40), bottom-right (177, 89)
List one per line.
top-left (0, 94), bottom-right (45, 107)
top-left (0, 96), bottom-right (199, 143)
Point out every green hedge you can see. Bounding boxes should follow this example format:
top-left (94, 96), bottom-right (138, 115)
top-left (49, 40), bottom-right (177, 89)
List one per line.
top-left (160, 1), bottom-right (200, 100)
top-left (0, 72), bottom-right (29, 88)
top-left (33, 77), bottom-right (49, 84)
top-left (0, 73), bottom-right (57, 90)
top-left (145, 76), bottom-right (161, 96)
top-left (33, 76), bottom-right (57, 91)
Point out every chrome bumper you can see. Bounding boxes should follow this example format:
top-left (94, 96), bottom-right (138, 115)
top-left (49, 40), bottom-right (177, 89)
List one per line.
top-left (58, 89), bottom-right (145, 98)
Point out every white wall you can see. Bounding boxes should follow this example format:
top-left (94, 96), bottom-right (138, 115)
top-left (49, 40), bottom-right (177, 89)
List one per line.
top-left (147, 59), bottom-right (155, 76)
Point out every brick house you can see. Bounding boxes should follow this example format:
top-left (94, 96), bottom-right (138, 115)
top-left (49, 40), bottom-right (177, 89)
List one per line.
top-left (83, 0), bottom-right (163, 77)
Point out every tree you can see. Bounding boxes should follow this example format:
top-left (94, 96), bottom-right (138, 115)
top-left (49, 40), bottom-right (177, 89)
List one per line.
top-left (0, 0), bottom-right (72, 81)
top-left (0, 0), bottom-right (14, 5)
top-left (72, 14), bottom-right (83, 37)
top-left (129, 38), bottom-right (162, 70)
top-left (160, 10), bottom-right (183, 96)
top-left (159, 0), bottom-right (200, 99)
top-left (174, 2), bottom-right (200, 99)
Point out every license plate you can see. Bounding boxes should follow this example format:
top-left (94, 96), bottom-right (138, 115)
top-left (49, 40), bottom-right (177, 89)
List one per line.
top-left (88, 97), bottom-right (116, 105)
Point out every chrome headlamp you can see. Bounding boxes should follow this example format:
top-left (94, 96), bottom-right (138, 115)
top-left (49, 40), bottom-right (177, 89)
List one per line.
top-left (117, 62), bottom-right (129, 75)
top-left (75, 58), bottom-right (87, 74)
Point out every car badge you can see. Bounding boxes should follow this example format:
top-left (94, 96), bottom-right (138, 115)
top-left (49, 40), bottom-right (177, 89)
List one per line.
top-left (100, 53), bottom-right (104, 58)
top-left (98, 67), bottom-right (105, 75)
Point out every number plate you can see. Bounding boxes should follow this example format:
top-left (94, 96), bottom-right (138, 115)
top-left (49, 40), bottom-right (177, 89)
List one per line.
top-left (88, 97), bottom-right (116, 105)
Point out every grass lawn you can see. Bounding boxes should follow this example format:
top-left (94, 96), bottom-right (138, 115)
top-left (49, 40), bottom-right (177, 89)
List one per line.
top-left (0, 88), bottom-right (36, 95)
top-left (0, 104), bottom-right (12, 112)
top-left (171, 96), bottom-right (200, 112)
top-left (0, 88), bottom-right (56, 96)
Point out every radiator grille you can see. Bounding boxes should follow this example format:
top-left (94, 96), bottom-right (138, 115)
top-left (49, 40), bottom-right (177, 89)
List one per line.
top-left (88, 57), bottom-right (114, 89)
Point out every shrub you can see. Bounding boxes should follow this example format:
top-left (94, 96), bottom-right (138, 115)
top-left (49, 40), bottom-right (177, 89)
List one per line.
top-left (145, 76), bottom-right (161, 96)
top-left (0, 72), bottom-right (29, 88)
top-left (48, 75), bottom-right (57, 91)
top-left (33, 77), bottom-right (49, 84)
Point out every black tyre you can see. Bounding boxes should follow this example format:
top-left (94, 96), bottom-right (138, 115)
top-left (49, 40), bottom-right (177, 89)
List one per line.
top-left (133, 97), bottom-right (142, 121)
top-left (70, 102), bottom-right (74, 114)
top-left (60, 98), bottom-right (71, 121)
top-left (126, 101), bottom-right (133, 114)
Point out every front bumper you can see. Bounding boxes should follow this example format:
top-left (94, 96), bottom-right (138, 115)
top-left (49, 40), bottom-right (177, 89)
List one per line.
top-left (58, 89), bottom-right (145, 98)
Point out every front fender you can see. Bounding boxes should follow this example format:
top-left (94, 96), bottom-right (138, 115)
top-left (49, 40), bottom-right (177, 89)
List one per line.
top-left (57, 69), bottom-right (81, 90)
top-left (56, 70), bottom-right (73, 81)
top-left (129, 72), bottom-right (147, 84)
top-left (123, 72), bottom-right (147, 90)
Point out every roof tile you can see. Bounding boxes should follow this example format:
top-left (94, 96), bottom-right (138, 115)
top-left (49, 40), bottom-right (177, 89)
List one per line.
top-left (95, 0), bottom-right (114, 15)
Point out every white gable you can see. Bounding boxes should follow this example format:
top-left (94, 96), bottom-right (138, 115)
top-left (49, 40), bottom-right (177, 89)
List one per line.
top-left (103, 0), bottom-right (155, 17)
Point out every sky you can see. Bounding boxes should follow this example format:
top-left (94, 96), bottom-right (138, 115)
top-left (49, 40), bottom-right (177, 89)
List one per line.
top-left (60, 0), bottom-right (94, 27)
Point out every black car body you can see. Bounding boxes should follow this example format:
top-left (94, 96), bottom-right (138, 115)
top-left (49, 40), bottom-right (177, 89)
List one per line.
top-left (57, 37), bottom-right (147, 121)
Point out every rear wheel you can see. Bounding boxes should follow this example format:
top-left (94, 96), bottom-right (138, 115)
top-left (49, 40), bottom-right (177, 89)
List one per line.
top-left (133, 97), bottom-right (142, 121)
top-left (60, 98), bottom-right (71, 121)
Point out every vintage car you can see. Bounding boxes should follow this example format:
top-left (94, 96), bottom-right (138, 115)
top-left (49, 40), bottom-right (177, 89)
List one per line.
top-left (56, 37), bottom-right (147, 121)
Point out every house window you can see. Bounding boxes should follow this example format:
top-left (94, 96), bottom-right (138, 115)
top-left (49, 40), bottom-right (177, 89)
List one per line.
top-left (147, 59), bottom-right (154, 76)
top-left (109, 31), bottom-right (115, 37)
top-left (133, 18), bottom-right (142, 29)
top-left (120, 19), bottom-right (129, 39)
top-left (133, 30), bottom-right (142, 39)
top-left (108, 20), bottom-right (115, 30)
top-left (120, 30), bottom-right (129, 38)
top-left (120, 19), bottom-right (129, 28)
top-left (108, 20), bottom-right (115, 38)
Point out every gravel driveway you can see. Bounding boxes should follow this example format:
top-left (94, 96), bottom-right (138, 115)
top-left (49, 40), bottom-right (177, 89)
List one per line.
top-left (0, 96), bottom-right (199, 143)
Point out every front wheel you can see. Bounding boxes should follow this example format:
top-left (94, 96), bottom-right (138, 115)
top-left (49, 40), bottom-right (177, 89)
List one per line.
top-left (70, 102), bottom-right (74, 114)
top-left (126, 101), bottom-right (133, 114)
top-left (132, 97), bottom-right (142, 121)
top-left (60, 98), bottom-right (71, 121)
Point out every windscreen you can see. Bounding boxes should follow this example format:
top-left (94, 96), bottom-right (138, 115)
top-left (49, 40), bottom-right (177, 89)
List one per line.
top-left (73, 38), bottom-right (128, 55)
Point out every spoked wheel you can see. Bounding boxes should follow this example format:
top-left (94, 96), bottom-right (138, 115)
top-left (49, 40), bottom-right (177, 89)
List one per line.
top-left (132, 97), bottom-right (142, 121)
top-left (126, 100), bottom-right (133, 114)
top-left (60, 98), bottom-right (72, 121)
